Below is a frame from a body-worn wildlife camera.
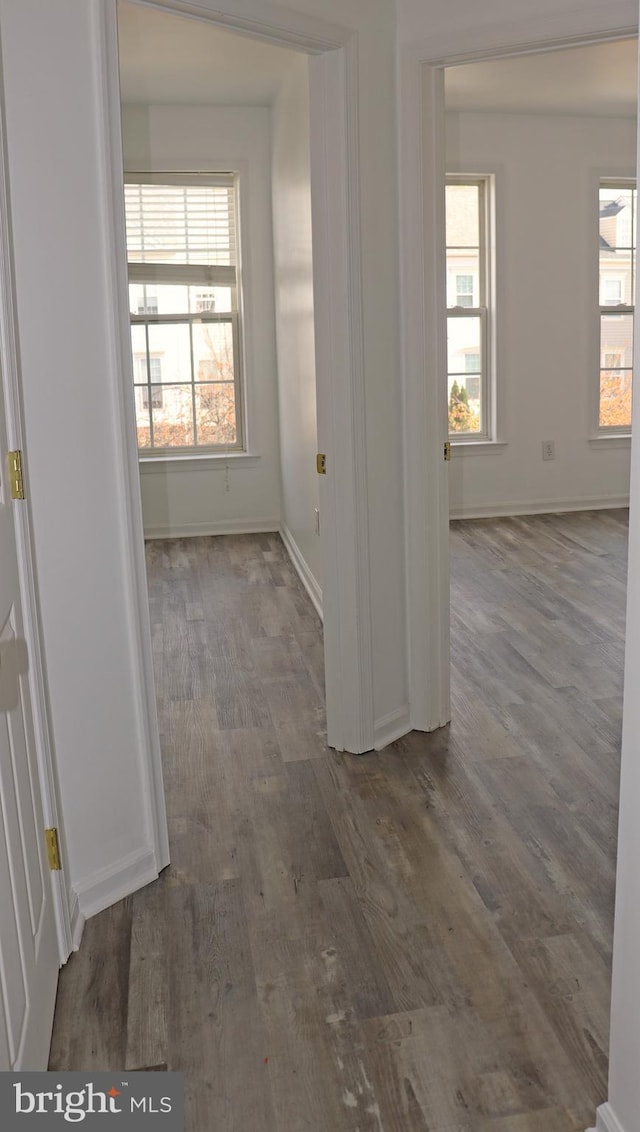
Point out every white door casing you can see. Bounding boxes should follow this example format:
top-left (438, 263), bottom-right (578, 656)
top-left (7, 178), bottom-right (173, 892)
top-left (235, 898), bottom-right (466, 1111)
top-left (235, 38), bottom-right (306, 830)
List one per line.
top-left (0, 97), bottom-right (61, 1068)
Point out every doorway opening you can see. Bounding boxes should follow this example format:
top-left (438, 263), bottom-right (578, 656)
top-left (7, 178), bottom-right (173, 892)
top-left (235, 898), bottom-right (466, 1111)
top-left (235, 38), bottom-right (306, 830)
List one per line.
top-left (117, 4), bottom-right (320, 549)
top-left (102, 0), bottom-right (379, 894)
top-left (114, 0), bottom-right (334, 820)
top-left (441, 37), bottom-right (636, 1113)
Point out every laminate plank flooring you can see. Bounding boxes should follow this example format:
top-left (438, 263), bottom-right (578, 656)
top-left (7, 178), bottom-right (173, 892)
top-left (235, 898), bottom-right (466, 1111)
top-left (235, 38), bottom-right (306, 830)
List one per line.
top-left (49, 513), bottom-right (628, 1131)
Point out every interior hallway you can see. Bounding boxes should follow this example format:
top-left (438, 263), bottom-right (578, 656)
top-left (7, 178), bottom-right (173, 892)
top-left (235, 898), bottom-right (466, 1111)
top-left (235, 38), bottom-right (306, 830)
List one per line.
top-left (48, 512), bottom-right (627, 1130)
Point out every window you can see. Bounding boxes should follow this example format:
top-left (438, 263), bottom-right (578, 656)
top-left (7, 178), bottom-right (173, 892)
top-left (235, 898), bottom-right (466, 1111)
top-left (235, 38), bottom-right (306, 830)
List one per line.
top-left (138, 386), bottom-right (163, 411)
top-left (134, 356), bottom-right (163, 410)
top-left (602, 278), bottom-right (623, 306)
top-left (455, 274), bottom-right (474, 307)
top-left (124, 174), bottom-right (243, 452)
top-left (598, 180), bottom-right (636, 432)
top-left (137, 286), bottom-right (158, 315)
top-left (446, 176), bottom-right (493, 438)
top-left (195, 290), bottom-right (216, 313)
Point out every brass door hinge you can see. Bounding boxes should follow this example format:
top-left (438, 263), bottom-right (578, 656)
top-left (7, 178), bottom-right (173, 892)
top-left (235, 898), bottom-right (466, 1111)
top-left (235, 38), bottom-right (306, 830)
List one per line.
top-left (316, 453), bottom-right (327, 475)
top-left (444, 441), bottom-right (452, 462)
top-left (45, 828), bottom-right (61, 871)
top-left (7, 450), bottom-right (24, 499)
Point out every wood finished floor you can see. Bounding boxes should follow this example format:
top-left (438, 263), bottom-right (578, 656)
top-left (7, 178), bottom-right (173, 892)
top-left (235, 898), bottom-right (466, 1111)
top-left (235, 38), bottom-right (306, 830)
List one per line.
top-left (49, 511), bottom-right (628, 1131)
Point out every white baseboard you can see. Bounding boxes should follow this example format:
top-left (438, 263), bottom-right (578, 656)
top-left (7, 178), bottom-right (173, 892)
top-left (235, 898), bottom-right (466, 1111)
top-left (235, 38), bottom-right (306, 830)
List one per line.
top-left (69, 889), bottom-right (85, 953)
top-left (588, 1102), bottom-right (627, 1132)
top-left (449, 495), bottom-right (629, 521)
top-left (143, 517), bottom-right (280, 539)
top-left (279, 524), bottom-right (323, 621)
top-left (73, 846), bottom-right (159, 920)
top-left (374, 705), bottom-right (411, 750)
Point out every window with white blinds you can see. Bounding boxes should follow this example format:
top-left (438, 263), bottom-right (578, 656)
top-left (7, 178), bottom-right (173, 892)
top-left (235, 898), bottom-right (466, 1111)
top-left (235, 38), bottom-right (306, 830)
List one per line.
top-left (124, 174), bottom-right (243, 453)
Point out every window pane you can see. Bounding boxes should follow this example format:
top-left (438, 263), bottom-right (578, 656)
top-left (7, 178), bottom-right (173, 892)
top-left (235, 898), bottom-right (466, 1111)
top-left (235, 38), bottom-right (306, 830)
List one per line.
top-left (600, 313), bottom-right (634, 369)
top-left (445, 183), bottom-right (479, 247)
top-left (149, 385), bottom-right (195, 448)
top-left (134, 394), bottom-right (151, 448)
top-left (446, 252), bottom-right (480, 307)
top-left (130, 324), bottom-right (147, 378)
top-left (130, 284), bottom-right (190, 316)
top-left (129, 284), bottom-right (158, 315)
top-left (195, 384), bottom-right (237, 446)
top-left (599, 369), bottom-right (632, 429)
top-left (188, 285), bottom-right (233, 314)
top-left (600, 254), bottom-right (632, 306)
top-left (192, 321), bottom-right (235, 383)
top-left (147, 323), bottom-right (192, 383)
top-left (447, 315), bottom-right (482, 434)
top-left (447, 315), bottom-right (481, 374)
top-left (600, 187), bottom-right (634, 251)
top-left (448, 374), bottom-right (482, 434)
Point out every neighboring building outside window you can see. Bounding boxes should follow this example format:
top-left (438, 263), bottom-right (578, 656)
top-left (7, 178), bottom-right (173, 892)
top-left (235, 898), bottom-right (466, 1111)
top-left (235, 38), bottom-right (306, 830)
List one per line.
top-left (455, 274), bottom-right (474, 307)
top-left (135, 357), bottom-right (163, 410)
top-left (137, 286), bottom-right (158, 315)
top-left (195, 290), bottom-right (216, 313)
top-left (599, 180), bottom-right (636, 432)
top-left (602, 278), bottom-right (623, 306)
top-left (124, 174), bottom-right (243, 452)
top-left (446, 175), bottom-right (493, 438)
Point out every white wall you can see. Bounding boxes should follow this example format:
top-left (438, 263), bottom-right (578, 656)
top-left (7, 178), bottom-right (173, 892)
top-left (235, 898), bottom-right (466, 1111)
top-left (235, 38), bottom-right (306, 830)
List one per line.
top-left (445, 110), bottom-right (635, 517)
top-left (270, 55), bottom-right (321, 603)
top-left (397, 0), bottom-right (638, 50)
top-left (122, 104), bottom-right (282, 537)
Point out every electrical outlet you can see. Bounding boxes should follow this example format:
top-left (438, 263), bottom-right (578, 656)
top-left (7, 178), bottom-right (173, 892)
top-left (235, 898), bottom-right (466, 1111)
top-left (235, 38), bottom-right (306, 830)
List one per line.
top-left (542, 440), bottom-right (555, 461)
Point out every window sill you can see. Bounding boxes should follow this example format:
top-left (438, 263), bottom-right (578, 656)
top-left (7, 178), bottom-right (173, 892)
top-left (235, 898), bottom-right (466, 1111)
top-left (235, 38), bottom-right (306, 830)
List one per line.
top-left (587, 435), bottom-right (631, 449)
top-left (450, 440), bottom-right (507, 456)
top-left (138, 452), bottom-right (261, 474)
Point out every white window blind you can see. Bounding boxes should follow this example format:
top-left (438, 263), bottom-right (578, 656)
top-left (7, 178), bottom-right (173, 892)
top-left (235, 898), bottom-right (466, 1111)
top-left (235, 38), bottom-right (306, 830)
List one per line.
top-left (125, 177), bottom-right (236, 263)
top-left (124, 175), bottom-right (238, 288)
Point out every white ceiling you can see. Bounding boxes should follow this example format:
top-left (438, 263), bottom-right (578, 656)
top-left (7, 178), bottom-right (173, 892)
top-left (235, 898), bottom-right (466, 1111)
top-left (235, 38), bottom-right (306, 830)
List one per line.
top-left (117, 0), bottom-right (300, 106)
top-left (117, 4), bottom-right (637, 118)
top-left (445, 38), bottom-right (638, 118)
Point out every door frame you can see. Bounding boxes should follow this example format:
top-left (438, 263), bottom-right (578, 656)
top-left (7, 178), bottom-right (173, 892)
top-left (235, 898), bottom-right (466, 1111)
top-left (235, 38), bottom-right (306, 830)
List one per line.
top-left (398, 0), bottom-right (639, 734)
top-left (0, 49), bottom-right (72, 962)
top-left (98, 0), bottom-right (376, 769)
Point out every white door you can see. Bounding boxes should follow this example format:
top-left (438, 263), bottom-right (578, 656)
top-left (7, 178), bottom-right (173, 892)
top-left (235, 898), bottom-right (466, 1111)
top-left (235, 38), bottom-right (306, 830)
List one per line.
top-left (0, 355), bottom-right (59, 1068)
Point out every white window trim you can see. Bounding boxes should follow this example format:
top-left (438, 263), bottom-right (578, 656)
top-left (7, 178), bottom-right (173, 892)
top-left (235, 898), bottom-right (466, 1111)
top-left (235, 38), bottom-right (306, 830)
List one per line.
top-left (596, 175), bottom-right (636, 439)
top-left (138, 452), bottom-right (262, 474)
top-left (125, 171), bottom-right (246, 458)
top-left (446, 173), bottom-right (499, 445)
top-left (450, 440), bottom-right (507, 456)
